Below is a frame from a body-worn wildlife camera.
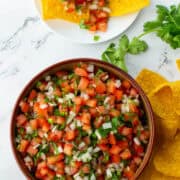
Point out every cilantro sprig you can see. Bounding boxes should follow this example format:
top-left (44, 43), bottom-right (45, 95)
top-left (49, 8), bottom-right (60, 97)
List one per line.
top-left (102, 4), bottom-right (180, 72)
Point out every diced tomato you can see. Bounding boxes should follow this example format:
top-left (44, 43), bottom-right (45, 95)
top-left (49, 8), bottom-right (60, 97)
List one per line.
top-left (56, 161), bottom-right (65, 175)
top-left (56, 71), bottom-right (67, 77)
top-left (81, 164), bottom-right (90, 174)
top-left (29, 119), bottom-right (38, 130)
top-left (95, 80), bottom-right (106, 94)
top-left (82, 124), bottom-right (91, 132)
top-left (78, 77), bottom-right (89, 90)
top-left (42, 122), bottom-right (51, 133)
top-left (123, 167), bottom-right (134, 179)
top-left (96, 106), bottom-right (106, 114)
top-left (16, 114), bottom-right (27, 127)
top-left (85, 88), bottom-right (95, 97)
top-left (111, 155), bottom-right (121, 163)
top-left (117, 140), bottom-right (129, 150)
top-left (139, 130), bottom-right (150, 141)
top-left (47, 154), bottom-right (64, 165)
top-left (74, 161), bottom-right (83, 169)
top-left (109, 133), bottom-right (116, 145)
top-left (74, 67), bottom-right (88, 77)
top-left (122, 80), bottom-right (131, 89)
top-left (130, 88), bottom-right (138, 97)
top-left (89, 25), bottom-right (97, 32)
top-left (110, 109), bottom-right (120, 117)
top-left (97, 11), bottom-right (108, 19)
top-left (65, 130), bottom-right (76, 141)
top-left (134, 144), bottom-right (144, 155)
top-left (121, 127), bottom-right (133, 136)
top-left (120, 149), bottom-right (132, 160)
top-left (55, 116), bottom-right (65, 125)
top-left (34, 102), bottom-right (48, 118)
top-left (81, 112), bottom-right (91, 125)
top-left (109, 145), bottom-right (122, 155)
top-left (98, 144), bottom-right (109, 151)
top-left (86, 99), bottom-right (97, 107)
top-left (64, 144), bottom-right (73, 156)
top-left (18, 140), bottom-right (29, 153)
top-left (89, 108), bottom-right (97, 117)
top-left (48, 131), bottom-right (63, 141)
top-left (83, 136), bottom-right (91, 145)
top-left (99, 138), bottom-right (108, 144)
top-left (53, 88), bottom-right (61, 96)
top-left (19, 101), bottom-right (29, 113)
top-left (97, 21), bottom-right (107, 32)
top-left (129, 104), bottom-right (139, 114)
top-left (98, 0), bottom-right (105, 6)
top-left (73, 104), bottom-right (81, 114)
top-left (73, 96), bottom-right (84, 105)
top-left (93, 117), bottom-right (103, 128)
top-left (115, 90), bottom-right (123, 101)
top-left (27, 145), bottom-right (38, 156)
top-left (28, 90), bottom-right (37, 101)
top-left (107, 80), bottom-right (116, 94)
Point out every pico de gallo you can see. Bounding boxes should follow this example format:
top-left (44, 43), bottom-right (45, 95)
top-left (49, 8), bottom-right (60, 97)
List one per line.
top-left (15, 63), bottom-right (150, 180)
top-left (61, 0), bottom-right (110, 32)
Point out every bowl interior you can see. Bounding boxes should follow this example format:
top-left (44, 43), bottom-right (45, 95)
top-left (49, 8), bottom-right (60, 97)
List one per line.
top-left (11, 58), bottom-right (154, 179)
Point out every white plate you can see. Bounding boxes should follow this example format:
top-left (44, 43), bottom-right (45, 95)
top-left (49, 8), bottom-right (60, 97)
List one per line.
top-left (34, 0), bottom-right (139, 44)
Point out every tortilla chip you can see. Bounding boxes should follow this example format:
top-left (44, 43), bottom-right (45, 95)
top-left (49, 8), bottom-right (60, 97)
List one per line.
top-left (176, 59), bottom-right (180, 71)
top-left (149, 83), bottom-right (175, 119)
top-left (41, 0), bottom-right (89, 23)
top-left (110, 0), bottom-right (150, 17)
top-left (139, 157), bottom-right (180, 180)
top-left (136, 69), bottom-right (168, 95)
top-left (155, 115), bottom-right (179, 141)
top-left (169, 81), bottom-right (180, 116)
top-left (154, 133), bottom-right (180, 177)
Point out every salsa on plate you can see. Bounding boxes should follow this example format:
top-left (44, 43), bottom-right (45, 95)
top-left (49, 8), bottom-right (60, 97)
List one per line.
top-left (61, 0), bottom-right (110, 32)
top-left (15, 63), bottom-right (149, 180)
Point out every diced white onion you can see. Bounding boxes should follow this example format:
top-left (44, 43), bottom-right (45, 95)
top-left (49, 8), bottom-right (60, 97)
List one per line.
top-left (40, 103), bottom-right (48, 109)
top-left (89, 4), bottom-right (98, 10)
top-left (121, 104), bottom-right (130, 113)
top-left (67, 111), bottom-right (76, 124)
top-left (70, 122), bottom-right (76, 130)
top-left (106, 168), bottom-right (112, 178)
top-left (57, 98), bottom-right (64, 103)
top-left (93, 147), bottom-right (100, 153)
top-left (102, 122), bottom-right (112, 129)
top-left (26, 126), bottom-right (33, 134)
top-left (102, 7), bottom-right (111, 13)
top-left (24, 156), bottom-right (32, 163)
top-left (65, 93), bottom-right (75, 100)
top-left (58, 146), bottom-right (63, 153)
top-left (78, 142), bottom-right (86, 149)
top-left (33, 144), bottom-right (40, 149)
top-left (88, 73), bottom-right (94, 79)
top-left (87, 64), bottom-right (94, 72)
top-left (104, 97), bottom-right (110, 104)
top-left (95, 130), bottom-right (102, 140)
top-left (115, 79), bottom-right (121, 88)
top-left (134, 137), bottom-right (141, 145)
top-left (45, 75), bottom-right (51, 81)
top-left (81, 92), bottom-right (89, 100)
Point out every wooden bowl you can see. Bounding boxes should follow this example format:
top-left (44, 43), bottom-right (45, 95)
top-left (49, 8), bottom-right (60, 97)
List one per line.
top-left (10, 58), bottom-right (155, 180)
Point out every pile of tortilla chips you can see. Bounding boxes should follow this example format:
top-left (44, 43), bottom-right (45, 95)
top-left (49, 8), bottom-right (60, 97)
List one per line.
top-left (41, 0), bottom-right (150, 23)
top-left (137, 59), bottom-right (180, 180)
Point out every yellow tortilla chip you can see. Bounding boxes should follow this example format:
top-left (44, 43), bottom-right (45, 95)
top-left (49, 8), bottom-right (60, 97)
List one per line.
top-left (149, 83), bottom-right (175, 119)
top-left (136, 69), bottom-right (168, 95)
top-left (110, 0), bottom-right (150, 17)
top-left (155, 115), bottom-right (179, 141)
top-left (154, 134), bottom-right (180, 177)
top-left (176, 59), bottom-right (180, 71)
top-left (41, 0), bottom-right (89, 23)
top-left (169, 81), bottom-right (180, 116)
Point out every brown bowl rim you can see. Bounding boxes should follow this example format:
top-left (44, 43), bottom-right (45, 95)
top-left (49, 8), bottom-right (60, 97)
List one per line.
top-left (10, 58), bottom-right (155, 180)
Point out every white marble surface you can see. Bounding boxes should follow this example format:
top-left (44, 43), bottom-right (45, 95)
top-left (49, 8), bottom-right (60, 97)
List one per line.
top-left (0, 0), bottom-right (179, 179)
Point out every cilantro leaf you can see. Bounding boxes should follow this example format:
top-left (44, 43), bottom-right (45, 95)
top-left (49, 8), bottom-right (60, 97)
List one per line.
top-left (128, 37), bottom-right (148, 54)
